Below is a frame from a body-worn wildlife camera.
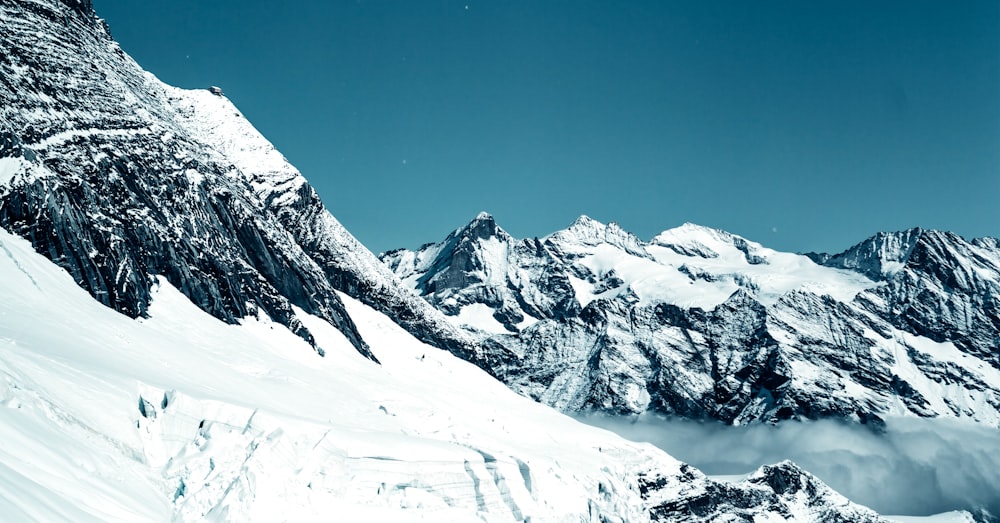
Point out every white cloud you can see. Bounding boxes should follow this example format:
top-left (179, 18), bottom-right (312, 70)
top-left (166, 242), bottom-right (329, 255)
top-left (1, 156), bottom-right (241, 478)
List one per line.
top-left (579, 414), bottom-right (1000, 517)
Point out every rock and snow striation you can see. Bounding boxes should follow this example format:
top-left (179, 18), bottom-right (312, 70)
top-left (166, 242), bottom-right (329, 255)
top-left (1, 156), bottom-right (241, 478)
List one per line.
top-left (0, 0), bottom-right (906, 520)
top-left (382, 214), bottom-right (1000, 427)
top-left (0, 0), bottom-right (484, 368)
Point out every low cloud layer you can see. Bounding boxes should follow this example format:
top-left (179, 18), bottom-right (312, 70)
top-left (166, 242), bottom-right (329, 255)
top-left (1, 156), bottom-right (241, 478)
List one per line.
top-left (580, 415), bottom-right (1000, 516)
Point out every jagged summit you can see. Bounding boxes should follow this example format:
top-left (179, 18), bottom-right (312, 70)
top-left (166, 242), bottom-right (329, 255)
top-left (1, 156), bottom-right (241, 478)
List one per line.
top-left (552, 214), bottom-right (607, 241)
top-left (547, 214), bottom-right (648, 257)
top-left (569, 214), bottom-right (599, 228)
top-left (808, 227), bottom-right (925, 280)
top-left (380, 211), bottom-right (577, 334)
top-left (452, 210), bottom-right (509, 243)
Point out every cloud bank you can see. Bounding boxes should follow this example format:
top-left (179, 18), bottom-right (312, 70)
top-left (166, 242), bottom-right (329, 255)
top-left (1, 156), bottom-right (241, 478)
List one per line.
top-left (580, 415), bottom-right (1000, 517)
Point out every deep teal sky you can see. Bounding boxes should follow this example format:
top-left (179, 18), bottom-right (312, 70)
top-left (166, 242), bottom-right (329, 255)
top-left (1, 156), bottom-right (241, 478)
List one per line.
top-left (92, 0), bottom-right (999, 255)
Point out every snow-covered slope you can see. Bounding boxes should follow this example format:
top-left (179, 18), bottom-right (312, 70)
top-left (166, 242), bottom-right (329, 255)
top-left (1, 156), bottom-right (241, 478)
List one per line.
top-left (0, 227), bottom-right (893, 521)
top-left (0, 0), bottom-right (482, 369)
top-left (383, 214), bottom-right (1000, 427)
top-left (165, 79), bottom-right (486, 368)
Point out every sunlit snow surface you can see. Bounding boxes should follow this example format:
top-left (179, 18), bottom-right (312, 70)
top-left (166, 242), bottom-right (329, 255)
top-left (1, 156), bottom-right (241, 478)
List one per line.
top-left (561, 221), bottom-right (878, 310)
top-left (0, 229), bottom-right (690, 521)
top-left (455, 303), bottom-right (515, 335)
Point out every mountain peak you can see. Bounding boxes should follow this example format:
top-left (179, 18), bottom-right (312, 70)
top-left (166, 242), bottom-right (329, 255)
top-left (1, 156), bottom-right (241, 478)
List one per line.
top-left (565, 213), bottom-right (613, 232)
top-left (556, 215), bottom-right (607, 239)
top-left (545, 215), bottom-right (648, 258)
top-left (814, 227), bottom-right (997, 283)
top-left (454, 211), bottom-right (507, 242)
top-left (651, 223), bottom-right (758, 261)
top-left (816, 228), bottom-right (925, 280)
top-left (653, 222), bottom-right (732, 243)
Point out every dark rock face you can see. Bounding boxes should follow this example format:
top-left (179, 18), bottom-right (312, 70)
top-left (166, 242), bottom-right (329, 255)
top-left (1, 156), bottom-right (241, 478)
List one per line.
top-left (872, 231), bottom-right (1000, 366)
top-left (812, 229), bottom-right (1000, 370)
top-left (1, 148), bottom-right (339, 348)
top-left (639, 461), bottom-right (886, 523)
top-left (60, 0), bottom-right (93, 19)
top-left (383, 212), bottom-right (582, 335)
top-left (0, 0), bottom-right (376, 358)
top-left (805, 228), bottom-right (924, 281)
top-left (385, 216), bottom-right (1000, 426)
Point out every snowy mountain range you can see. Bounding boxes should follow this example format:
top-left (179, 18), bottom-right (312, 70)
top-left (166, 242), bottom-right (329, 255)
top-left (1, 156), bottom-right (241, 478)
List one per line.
top-left (382, 213), bottom-right (1000, 427)
top-left (0, 0), bottom-right (993, 520)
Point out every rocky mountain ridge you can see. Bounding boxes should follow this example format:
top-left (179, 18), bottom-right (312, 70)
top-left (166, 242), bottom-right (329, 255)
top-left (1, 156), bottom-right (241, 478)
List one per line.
top-left (0, 0), bottom-right (488, 366)
top-left (383, 213), bottom-right (1000, 427)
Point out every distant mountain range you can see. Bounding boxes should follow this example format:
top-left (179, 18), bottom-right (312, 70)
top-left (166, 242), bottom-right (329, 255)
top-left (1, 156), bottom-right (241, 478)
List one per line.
top-left (383, 213), bottom-right (1000, 426)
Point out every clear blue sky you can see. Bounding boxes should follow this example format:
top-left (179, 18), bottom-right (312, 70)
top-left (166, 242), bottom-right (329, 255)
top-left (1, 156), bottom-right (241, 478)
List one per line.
top-left (92, 0), bottom-right (999, 255)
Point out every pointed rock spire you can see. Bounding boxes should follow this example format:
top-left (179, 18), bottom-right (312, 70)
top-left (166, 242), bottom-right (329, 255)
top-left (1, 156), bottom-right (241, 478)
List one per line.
top-left (456, 211), bottom-right (509, 242)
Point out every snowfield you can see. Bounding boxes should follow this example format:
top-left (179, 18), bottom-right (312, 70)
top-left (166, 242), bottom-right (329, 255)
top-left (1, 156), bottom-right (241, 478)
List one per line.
top-left (0, 228), bottom-right (681, 521)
